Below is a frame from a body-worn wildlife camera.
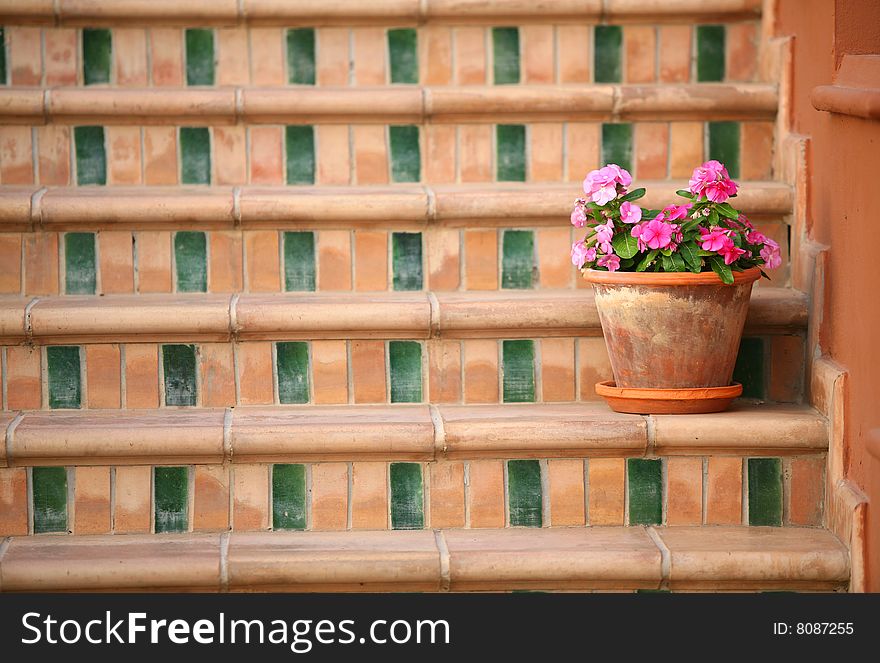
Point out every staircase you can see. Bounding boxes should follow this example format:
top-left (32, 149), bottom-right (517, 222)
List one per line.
top-left (0, 0), bottom-right (854, 592)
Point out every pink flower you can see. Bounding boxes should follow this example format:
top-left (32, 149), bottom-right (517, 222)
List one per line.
top-left (661, 204), bottom-right (691, 221)
top-left (738, 213), bottom-right (754, 229)
top-left (718, 244), bottom-right (747, 265)
top-left (688, 160), bottom-right (738, 202)
top-left (698, 227), bottom-right (731, 252)
top-left (594, 218), bottom-right (614, 244)
top-left (638, 217), bottom-right (676, 250)
top-left (570, 206), bottom-right (587, 228)
top-left (746, 230), bottom-right (767, 245)
top-left (704, 178), bottom-right (738, 203)
top-left (570, 241), bottom-right (596, 268)
top-left (619, 201), bottom-right (642, 224)
top-left (760, 238), bottom-right (782, 269)
top-left (583, 164), bottom-right (633, 205)
top-left (597, 253), bottom-right (620, 272)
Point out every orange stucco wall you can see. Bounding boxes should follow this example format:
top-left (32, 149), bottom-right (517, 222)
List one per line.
top-left (776, 0), bottom-right (880, 590)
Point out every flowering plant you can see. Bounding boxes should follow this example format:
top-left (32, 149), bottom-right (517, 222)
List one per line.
top-left (570, 160), bottom-right (781, 284)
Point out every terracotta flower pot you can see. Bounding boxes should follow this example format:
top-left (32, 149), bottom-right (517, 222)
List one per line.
top-left (582, 267), bottom-right (761, 414)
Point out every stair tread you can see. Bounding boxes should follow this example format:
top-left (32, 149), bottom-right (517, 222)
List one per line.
top-left (0, 526), bottom-right (847, 592)
top-left (3, 402), bottom-right (828, 465)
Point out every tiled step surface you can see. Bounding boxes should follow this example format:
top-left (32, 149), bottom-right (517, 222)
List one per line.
top-left (0, 526), bottom-right (847, 592)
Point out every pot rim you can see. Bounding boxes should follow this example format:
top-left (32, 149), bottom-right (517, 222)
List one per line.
top-left (582, 265), bottom-right (762, 286)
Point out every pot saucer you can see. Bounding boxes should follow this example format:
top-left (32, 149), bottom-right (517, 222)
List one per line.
top-left (595, 381), bottom-right (742, 415)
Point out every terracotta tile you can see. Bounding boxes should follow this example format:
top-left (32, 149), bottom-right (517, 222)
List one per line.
top-left (706, 457), bottom-right (742, 525)
top-left (353, 230), bottom-right (388, 291)
top-left (213, 126), bottom-right (247, 185)
top-left (588, 458), bottom-right (625, 525)
top-left (200, 343), bottom-right (235, 407)
top-left (249, 27), bottom-right (284, 85)
top-left (428, 339), bottom-right (461, 403)
top-left (548, 459), bottom-right (585, 526)
top-left (352, 27), bottom-right (387, 85)
top-left (659, 25), bottom-right (692, 83)
top-left (426, 228), bottom-right (460, 291)
top-left (727, 22), bottom-right (758, 81)
top-left (0, 126), bottom-right (35, 185)
top-left (537, 227), bottom-right (572, 289)
top-left (311, 340), bottom-right (349, 405)
top-left (635, 122), bottom-right (669, 180)
top-left (311, 463), bottom-right (349, 530)
top-left (85, 344), bottom-right (121, 409)
top-left (666, 457), bottom-right (703, 525)
top-left (74, 466), bottom-right (111, 534)
top-left (458, 125), bottom-right (492, 182)
top-left (143, 126), bottom-right (178, 185)
top-left (6, 346), bottom-right (41, 410)
top-left (352, 124), bottom-right (389, 185)
top-left (424, 124), bottom-right (456, 183)
top-left (769, 335), bottom-right (803, 403)
top-left (8, 27), bottom-right (42, 85)
top-left (788, 456), bottom-right (824, 526)
top-left (430, 461), bottom-right (465, 528)
top-left (566, 122), bottom-right (600, 183)
top-left (114, 28), bottom-right (148, 86)
top-left (237, 341), bottom-right (274, 405)
top-left (467, 459), bottom-right (504, 528)
top-left (351, 461), bottom-right (388, 529)
top-left (317, 230), bottom-right (352, 291)
top-left (0, 234), bottom-right (22, 293)
top-left (741, 122), bottom-right (774, 180)
top-left (521, 25), bottom-right (554, 84)
top-left (454, 26), bottom-right (486, 85)
top-left (244, 230), bottom-right (281, 292)
top-left (124, 344), bottom-right (160, 409)
top-left (463, 229), bottom-right (497, 290)
top-left (351, 340), bottom-right (386, 403)
top-left (249, 126), bottom-right (284, 185)
top-left (44, 28), bottom-right (78, 86)
top-left (541, 338), bottom-right (575, 402)
top-left (193, 465), bottom-right (230, 531)
top-left (624, 26), bottom-right (657, 83)
top-left (578, 338), bottom-right (612, 401)
top-left (557, 25), bottom-right (590, 83)
top-left (208, 230), bottom-right (243, 293)
top-left (98, 231), bottom-right (134, 294)
top-left (669, 122), bottom-right (704, 179)
top-left (114, 466), bottom-right (151, 533)
top-left (463, 339), bottom-right (498, 404)
top-left (0, 467), bottom-right (28, 535)
top-left (106, 126), bottom-right (142, 185)
top-left (136, 231), bottom-right (172, 293)
top-left (150, 28), bottom-right (184, 86)
top-left (316, 125), bottom-right (351, 185)
top-left (24, 232), bottom-right (59, 295)
top-left (233, 464), bottom-right (270, 531)
top-left (530, 123), bottom-right (563, 182)
top-left (421, 25), bottom-right (451, 85)
top-left (216, 27), bottom-right (249, 86)
top-left (317, 27), bottom-right (350, 86)
top-left (37, 125), bottom-right (71, 186)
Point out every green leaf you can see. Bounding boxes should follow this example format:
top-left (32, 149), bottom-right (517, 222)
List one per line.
top-left (697, 248), bottom-right (717, 257)
top-left (681, 217), bottom-right (703, 233)
top-left (660, 248), bottom-right (673, 257)
top-left (759, 268), bottom-right (770, 280)
top-left (620, 187), bottom-right (646, 202)
top-left (660, 254), bottom-right (674, 271)
top-left (636, 249), bottom-right (659, 272)
top-left (670, 253), bottom-right (687, 272)
top-left (678, 241), bottom-right (702, 271)
top-left (675, 189), bottom-right (694, 199)
top-left (612, 232), bottom-right (640, 259)
top-left (709, 257), bottom-right (734, 284)
top-left (619, 257), bottom-right (635, 268)
top-left (716, 202), bottom-right (739, 219)
top-left (708, 209), bottom-right (719, 226)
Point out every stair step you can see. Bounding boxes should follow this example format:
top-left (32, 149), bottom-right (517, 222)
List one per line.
top-left (0, 526), bottom-right (847, 592)
top-left (2, 403), bottom-right (827, 466)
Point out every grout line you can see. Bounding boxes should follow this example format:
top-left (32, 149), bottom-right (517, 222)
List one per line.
top-left (23, 297), bottom-right (40, 344)
top-left (223, 407), bottom-right (234, 464)
top-left (540, 458), bottom-right (549, 527)
top-left (109, 466), bottom-right (116, 533)
top-left (646, 526), bottom-right (671, 590)
top-left (583, 458), bottom-right (590, 526)
top-left (0, 347), bottom-right (6, 412)
top-left (644, 414), bottom-right (655, 456)
top-left (5, 412), bottom-right (25, 468)
top-left (219, 530), bottom-right (230, 592)
top-left (346, 461), bottom-right (353, 530)
top-left (742, 457), bottom-right (749, 525)
top-left (29, 186), bottom-right (48, 232)
top-left (232, 185), bottom-right (242, 228)
top-left (463, 460), bottom-right (470, 528)
top-left (67, 466), bottom-right (74, 534)
top-left (26, 467), bottom-right (33, 534)
top-left (434, 529), bottom-right (451, 592)
top-left (429, 404), bottom-right (446, 458)
top-left (427, 290), bottom-right (440, 338)
top-left (502, 458), bottom-right (510, 528)
top-left (701, 456), bottom-right (708, 525)
top-left (660, 457), bottom-right (668, 525)
top-left (187, 465), bottom-right (195, 532)
top-left (422, 461), bottom-right (430, 529)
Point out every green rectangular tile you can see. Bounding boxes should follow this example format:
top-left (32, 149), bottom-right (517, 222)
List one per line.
top-left (392, 231), bottom-right (423, 291)
top-left (174, 231), bottom-right (207, 292)
top-left (697, 25), bottom-right (725, 82)
top-left (388, 28), bottom-right (418, 84)
top-left (284, 231), bottom-right (316, 291)
top-left (276, 341), bottom-right (310, 404)
top-left (601, 123), bottom-right (633, 172)
top-left (180, 126), bottom-right (211, 185)
top-left (733, 336), bottom-right (765, 399)
top-left (708, 121), bottom-right (741, 179)
top-left (501, 229), bottom-right (534, 289)
top-left (287, 28), bottom-right (316, 85)
top-left (496, 124), bottom-right (526, 182)
top-left (162, 344), bottom-right (197, 406)
top-left (390, 462), bottom-right (424, 530)
top-left (748, 458), bottom-right (782, 526)
top-left (628, 458), bottom-right (662, 525)
top-left (0, 28), bottom-right (7, 86)
top-left (508, 459), bottom-right (542, 527)
top-left (389, 341), bottom-right (422, 403)
top-left (47, 345), bottom-right (81, 409)
top-left (285, 125), bottom-right (316, 184)
top-left (502, 339), bottom-right (535, 403)
top-left (74, 126), bottom-right (106, 185)
top-left (594, 25), bottom-right (622, 83)
top-left (83, 28), bottom-right (111, 85)
top-left (185, 28), bottom-right (215, 86)
top-left (64, 232), bottom-right (96, 294)
top-left (390, 125), bottom-right (420, 182)
top-left (273, 464), bottom-right (307, 530)
top-left (492, 27), bottom-right (520, 85)
top-left (154, 466), bottom-right (188, 533)
top-left (32, 467), bottom-right (67, 534)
